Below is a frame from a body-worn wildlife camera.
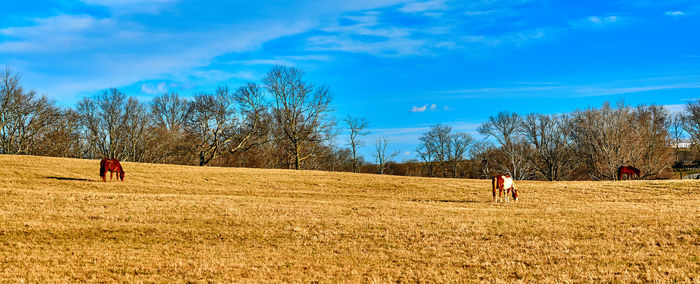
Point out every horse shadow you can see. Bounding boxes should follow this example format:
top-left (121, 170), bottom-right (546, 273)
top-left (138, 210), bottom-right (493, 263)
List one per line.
top-left (409, 198), bottom-right (481, 204)
top-left (45, 176), bottom-right (94, 182)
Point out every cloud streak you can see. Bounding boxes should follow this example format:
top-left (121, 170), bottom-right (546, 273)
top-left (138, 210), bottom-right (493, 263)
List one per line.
top-left (665, 11), bottom-right (685, 16)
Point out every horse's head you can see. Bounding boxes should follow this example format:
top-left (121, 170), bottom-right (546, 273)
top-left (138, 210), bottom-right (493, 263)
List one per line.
top-left (511, 187), bottom-right (519, 201)
top-left (120, 171), bottom-right (125, 182)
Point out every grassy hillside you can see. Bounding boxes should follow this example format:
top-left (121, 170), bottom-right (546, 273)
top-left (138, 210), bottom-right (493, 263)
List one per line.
top-left (0, 155), bottom-right (698, 282)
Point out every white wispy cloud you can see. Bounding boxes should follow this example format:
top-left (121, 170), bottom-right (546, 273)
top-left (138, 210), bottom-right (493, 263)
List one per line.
top-left (399, 0), bottom-right (447, 13)
top-left (572, 83), bottom-right (700, 97)
top-left (664, 104), bottom-right (686, 114)
top-left (427, 80), bottom-right (700, 100)
top-left (225, 55), bottom-right (332, 66)
top-left (665, 11), bottom-right (685, 16)
top-left (411, 105), bottom-right (428, 112)
top-left (140, 82), bottom-right (168, 94)
top-left (465, 9), bottom-right (502, 16)
top-left (410, 103), bottom-right (446, 112)
top-left (0, 15), bottom-right (117, 53)
top-left (587, 15), bottom-right (619, 25)
top-left (225, 59), bottom-right (295, 66)
top-left (307, 11), bottom-right (429, 56)
top-left (568, 15), bottom-right (626, 30)
top-left (0, 1), bottom-right (421, 100)
top-left (307, 34), bottom-right (426, 56)
top-left (0, 13), bottom-right (315, 100)
top-left (81, 0), bottom-right (175, 5)
top-left (80, 0), bottom-right (177, 14)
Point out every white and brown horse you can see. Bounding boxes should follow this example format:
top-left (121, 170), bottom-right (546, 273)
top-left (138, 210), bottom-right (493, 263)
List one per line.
top-left (492, 174), bottom-right (518, 202)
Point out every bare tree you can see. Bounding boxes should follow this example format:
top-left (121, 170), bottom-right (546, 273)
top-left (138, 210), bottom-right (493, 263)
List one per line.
top-left (669, 112), bottom-right (685, 148)
top-left (264, 65), bottom-right (334, 170)
top-left (630, 105), bottom-right (674, 178)
top-left (33, 108), bottom-right (82, 157)
top-left (186, 84), bottom-right (265, 166)
top-left (521, 113), bottom-right (577, 181)
top-left (149, 93), bottom-right (191, 164)
top-left (344, 116), bottom-right (369, 173)
top-left (448, 132), bottom-right (473, 178)
top-left (416, 132), bottom-right (437, 177)
top-left (0, 67), bottom-right (59, 155)
top-left (374, 137), bottom-right (399, 174)
top-left (568, 102), bottom-right (674, 180)
top-left (669, 112), bottom-right (688, 165)
top-left (569, 102), bottom-right (633, 180)
top-left (152, 92), bottom-right (189, 133)
top-left (429, 124), bottom-right (452, 177)
top-left (76, 88), bottom-right (135, 160)
top-left (470, 141), bottom-right (499, 178)
top-left (683, 100), bottom-right (700, 151)
top-left (417, 124), bottom-right (473, 178)
top-left (478, 112), bottom-right (531, 180)
top-left (122, 97), bottom-right (151, 162)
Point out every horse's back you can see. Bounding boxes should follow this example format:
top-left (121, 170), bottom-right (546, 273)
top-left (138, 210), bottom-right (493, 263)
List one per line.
top-left (502, 176), bottom-right (514, 189)
top-left (100, 159), bottom-right (122, 170)
top-left (492, 175), bottom-right (514, 189)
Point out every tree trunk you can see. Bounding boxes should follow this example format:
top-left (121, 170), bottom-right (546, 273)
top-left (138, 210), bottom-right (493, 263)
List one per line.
top-left (293, 140), bottom-right (301, 170)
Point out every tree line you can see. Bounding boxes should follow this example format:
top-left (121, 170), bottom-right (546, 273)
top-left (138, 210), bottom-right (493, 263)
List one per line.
top-left (1, 65), bottom-right (696, 180)
top-left (396, 101), bottom-right (689, 180)
top-left (0, 65), bottom-right (342, 170)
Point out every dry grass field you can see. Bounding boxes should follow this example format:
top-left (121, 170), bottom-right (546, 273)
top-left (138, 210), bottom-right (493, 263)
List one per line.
top-left (0, 155), bottom-right (698, 282)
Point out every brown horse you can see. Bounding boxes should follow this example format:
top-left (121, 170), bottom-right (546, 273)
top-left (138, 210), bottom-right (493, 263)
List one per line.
top-left (492, 174), bottom-right (518, 202)
top-left (100, 159), bottom-right (125, 182)
top-left (617, 166), bottom-right (640, 180)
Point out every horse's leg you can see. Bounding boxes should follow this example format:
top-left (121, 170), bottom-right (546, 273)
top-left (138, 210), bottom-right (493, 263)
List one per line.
top-left (509, 188), bottom-right (513, 202)
top-left (493, 185), bottom-right (497, 203)
top-left (110, 171), bottom-right (113, 182)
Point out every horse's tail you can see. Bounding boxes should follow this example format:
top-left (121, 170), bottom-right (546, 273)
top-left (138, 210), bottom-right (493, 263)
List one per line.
top-left (492, 176), bottom-right (497, 201)
top-left (617, 166), bottom-right (622, 181)
top-left (99, 159), bottom-right (106, 178)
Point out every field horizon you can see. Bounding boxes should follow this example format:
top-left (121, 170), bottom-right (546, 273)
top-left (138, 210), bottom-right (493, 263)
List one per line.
top-left (0, 154), bottom-right (698, 282)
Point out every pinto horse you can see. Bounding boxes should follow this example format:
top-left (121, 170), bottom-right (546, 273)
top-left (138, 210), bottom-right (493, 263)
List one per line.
top-left (100, 159), bottom-right (125, 182)
top-left (617, 166), bottom-right (640, 181)
top-left (492, 174), bottom-right (518, 202)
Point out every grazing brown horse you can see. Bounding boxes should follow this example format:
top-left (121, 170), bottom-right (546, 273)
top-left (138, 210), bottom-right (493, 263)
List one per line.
top-left (492, 174), bottom-right (518, 202)
top-left (617, 166), bottom-right (640, 180)
top-left (100, 159), bottom-right (125, 182)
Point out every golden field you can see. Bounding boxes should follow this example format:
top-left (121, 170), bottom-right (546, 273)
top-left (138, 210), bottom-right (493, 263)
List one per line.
top-left (0, 155), bottom-right (698, 282)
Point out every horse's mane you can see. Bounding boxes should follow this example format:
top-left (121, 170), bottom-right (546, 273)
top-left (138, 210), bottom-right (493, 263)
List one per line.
top-left (117, 162), bottom-right (125, 175)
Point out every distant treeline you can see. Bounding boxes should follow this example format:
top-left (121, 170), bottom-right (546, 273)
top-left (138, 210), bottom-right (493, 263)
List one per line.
top-left (1, 65), bottom-right (696, 180)
top-left (398, 103), bottom-right (685, 180)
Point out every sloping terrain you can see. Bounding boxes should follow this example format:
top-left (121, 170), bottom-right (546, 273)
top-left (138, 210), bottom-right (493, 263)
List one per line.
top-left (0, 155), bottom-right (698, 282)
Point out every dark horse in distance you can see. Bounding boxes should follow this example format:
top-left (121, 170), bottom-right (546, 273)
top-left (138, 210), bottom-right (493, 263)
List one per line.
top-left (100, 159), bottom-right (125, 182)
top-left (617, 166), bottom-right (640, 180)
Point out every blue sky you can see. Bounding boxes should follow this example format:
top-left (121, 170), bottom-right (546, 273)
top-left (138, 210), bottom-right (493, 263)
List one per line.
top-left (2, 0), bottom-right (700, 161)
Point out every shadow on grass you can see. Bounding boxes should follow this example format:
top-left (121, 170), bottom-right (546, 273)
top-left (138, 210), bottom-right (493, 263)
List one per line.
top-left (409, 199), bottom-right (481, 204)
top-left (45, 176), bottom-right (94, 182)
